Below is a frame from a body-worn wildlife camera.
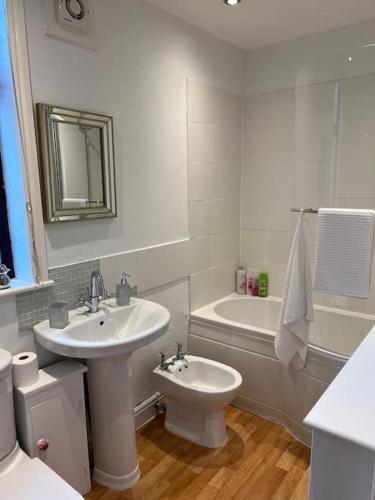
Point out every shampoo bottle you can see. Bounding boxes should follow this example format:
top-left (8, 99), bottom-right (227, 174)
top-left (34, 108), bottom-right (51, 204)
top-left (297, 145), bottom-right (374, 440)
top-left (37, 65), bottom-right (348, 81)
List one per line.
top-left (258, 272), bottom-right (268, 298)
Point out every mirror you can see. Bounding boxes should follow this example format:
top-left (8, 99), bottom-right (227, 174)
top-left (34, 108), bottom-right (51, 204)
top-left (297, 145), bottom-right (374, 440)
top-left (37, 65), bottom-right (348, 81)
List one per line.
top-left (36, 104), bottom-right (117, 222)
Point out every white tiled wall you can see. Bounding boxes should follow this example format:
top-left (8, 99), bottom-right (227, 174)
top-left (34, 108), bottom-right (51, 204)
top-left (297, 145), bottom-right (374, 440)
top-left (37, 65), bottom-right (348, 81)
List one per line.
top-left (241, 88), bottom-right (295, 297)
top-left (187, 80), bottom-right (242, 310)
top-left (241, 71), bottom-right (375, 315)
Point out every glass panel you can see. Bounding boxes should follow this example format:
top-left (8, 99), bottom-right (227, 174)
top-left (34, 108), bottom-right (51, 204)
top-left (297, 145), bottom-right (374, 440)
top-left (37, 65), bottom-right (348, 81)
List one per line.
top-left (295, 46), bottom-right (375, 353)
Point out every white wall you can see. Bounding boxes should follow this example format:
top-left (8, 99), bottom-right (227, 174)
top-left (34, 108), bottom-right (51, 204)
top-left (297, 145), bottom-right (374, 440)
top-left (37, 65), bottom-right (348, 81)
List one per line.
top-left (25, 0), bottom-right (244, 268)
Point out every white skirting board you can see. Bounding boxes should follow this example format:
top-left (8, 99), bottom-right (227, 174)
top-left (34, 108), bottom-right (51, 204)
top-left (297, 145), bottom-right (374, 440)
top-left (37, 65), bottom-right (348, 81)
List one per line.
top-left (233, 394), bottom-right (312, 446)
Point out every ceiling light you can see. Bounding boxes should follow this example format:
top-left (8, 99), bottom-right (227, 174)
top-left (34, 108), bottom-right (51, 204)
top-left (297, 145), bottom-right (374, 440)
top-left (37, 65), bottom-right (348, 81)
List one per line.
top-left (223, 0), bottom-right (242, 5)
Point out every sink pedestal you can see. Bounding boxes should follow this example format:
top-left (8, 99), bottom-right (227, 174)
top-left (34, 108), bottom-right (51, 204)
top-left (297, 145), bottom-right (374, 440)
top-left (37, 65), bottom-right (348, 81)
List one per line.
top-left (87, 355), bottom-right (140, 491)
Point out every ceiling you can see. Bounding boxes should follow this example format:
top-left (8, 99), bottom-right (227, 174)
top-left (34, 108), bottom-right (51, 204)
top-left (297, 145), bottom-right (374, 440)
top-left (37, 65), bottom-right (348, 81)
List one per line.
top-left (148, 0), bottom-right (375, 51)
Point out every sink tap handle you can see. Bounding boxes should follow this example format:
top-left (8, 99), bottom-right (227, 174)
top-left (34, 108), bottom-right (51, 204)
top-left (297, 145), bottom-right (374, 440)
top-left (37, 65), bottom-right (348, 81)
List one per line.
top-left (159, 352), bottom-right (175, 370)
top-left (173, 342), bottom-right (189, 361)
top-left (76, 297), bottom-right (92, 310)
top-left (76, 297), bottom-right (85, 307)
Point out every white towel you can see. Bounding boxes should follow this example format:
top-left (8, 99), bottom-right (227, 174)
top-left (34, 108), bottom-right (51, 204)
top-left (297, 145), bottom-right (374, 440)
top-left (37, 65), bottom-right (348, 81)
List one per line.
top-left (313, 208), bottom-right (375, 299)
top-left (275, 212), bottom-right (314, 369)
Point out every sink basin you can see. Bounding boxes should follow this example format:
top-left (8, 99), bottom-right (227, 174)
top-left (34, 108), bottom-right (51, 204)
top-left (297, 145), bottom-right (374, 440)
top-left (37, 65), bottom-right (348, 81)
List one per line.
top-left (33, 297), bottom-right (171, 491)
top-left (34, 297), bottom-right (171, 359)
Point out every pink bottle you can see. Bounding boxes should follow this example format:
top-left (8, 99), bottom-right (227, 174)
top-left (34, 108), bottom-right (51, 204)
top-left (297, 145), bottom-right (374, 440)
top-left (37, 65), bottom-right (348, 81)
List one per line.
top-left (245, 268), bottom-right (254, 295)
top-left (252, 271), bottom-right (260, 296)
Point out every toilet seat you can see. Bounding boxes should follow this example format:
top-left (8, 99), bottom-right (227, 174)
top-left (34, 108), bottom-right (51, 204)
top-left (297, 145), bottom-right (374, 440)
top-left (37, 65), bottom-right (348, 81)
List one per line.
top-left (0, 455), bottom-right (83, 499)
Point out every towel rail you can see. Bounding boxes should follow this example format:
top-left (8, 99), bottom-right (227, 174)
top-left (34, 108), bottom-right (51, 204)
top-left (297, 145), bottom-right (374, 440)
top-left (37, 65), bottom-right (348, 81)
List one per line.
top-left (291, 208), bottom-right (318, 214)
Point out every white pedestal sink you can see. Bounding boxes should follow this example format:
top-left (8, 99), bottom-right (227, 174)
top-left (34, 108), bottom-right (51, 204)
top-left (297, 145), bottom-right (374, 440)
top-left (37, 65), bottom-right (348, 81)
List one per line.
top-left (34, 298), bottom-right (171, 490)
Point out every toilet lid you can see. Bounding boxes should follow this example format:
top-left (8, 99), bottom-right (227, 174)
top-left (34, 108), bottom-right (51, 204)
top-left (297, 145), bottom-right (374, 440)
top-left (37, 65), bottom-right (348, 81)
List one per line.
top-left (0, 458), bottom-right (83, 499)
top-left (0, 348), bottom-right (11, 380)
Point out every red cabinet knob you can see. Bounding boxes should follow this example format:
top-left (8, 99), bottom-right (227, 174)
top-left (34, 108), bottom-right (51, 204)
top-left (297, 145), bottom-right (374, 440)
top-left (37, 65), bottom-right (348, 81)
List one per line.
top-left (37, 438), bottom-right (49, 450)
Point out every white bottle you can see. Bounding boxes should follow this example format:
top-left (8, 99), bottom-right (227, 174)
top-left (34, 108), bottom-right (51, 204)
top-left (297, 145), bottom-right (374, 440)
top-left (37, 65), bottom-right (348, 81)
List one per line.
top-left (236, 268), bottom-right (246, 295)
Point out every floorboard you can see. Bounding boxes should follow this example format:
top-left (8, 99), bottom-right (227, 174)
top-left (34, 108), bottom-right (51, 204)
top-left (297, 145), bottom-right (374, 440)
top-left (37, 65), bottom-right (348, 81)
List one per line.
top-left (85, 406), bottom-right (310, 500)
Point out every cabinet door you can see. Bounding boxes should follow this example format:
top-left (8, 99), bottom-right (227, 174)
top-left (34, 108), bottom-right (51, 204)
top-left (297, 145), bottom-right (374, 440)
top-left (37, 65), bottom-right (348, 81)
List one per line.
top-left (30, 390), bottom-right (90, 495)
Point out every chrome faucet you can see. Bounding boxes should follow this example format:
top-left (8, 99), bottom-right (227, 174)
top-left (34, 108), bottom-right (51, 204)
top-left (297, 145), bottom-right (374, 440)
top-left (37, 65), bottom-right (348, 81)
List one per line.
top-left (78, 270), bottom-right (109, 313)
top-left (159, 352), bottom-right (175, 371)
top-left (172, 343), bottom-right (189, 362)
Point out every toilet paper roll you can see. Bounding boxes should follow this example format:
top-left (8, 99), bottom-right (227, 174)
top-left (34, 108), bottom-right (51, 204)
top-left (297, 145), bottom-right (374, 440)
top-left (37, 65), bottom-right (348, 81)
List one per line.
top-left (12, 352), bottom-right (39, 388)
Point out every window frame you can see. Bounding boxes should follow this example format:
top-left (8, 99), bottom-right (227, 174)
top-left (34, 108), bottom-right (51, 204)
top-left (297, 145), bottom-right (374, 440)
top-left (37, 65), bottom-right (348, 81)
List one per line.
top-left (0, 152), bottom-right (14, 277)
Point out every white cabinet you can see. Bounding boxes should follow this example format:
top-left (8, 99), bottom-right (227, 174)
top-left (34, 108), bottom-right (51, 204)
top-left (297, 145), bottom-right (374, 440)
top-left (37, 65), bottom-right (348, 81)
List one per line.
top-left (305, 326), bottom-right (375, 500)
top-left (14, 360), bottom-right (91, 496)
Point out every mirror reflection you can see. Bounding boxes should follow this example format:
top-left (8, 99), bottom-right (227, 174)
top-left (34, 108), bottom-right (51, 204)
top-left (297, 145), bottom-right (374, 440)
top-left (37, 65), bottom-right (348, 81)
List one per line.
top-left (55, 123), bottom-right (104, 209)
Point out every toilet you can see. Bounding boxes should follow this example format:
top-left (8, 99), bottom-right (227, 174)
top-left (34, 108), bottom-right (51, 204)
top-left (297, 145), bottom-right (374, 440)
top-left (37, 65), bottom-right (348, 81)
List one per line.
top-left (0, 348), bottom-right (83, 499)
top-left (154, 355), bottom-right (242, 448)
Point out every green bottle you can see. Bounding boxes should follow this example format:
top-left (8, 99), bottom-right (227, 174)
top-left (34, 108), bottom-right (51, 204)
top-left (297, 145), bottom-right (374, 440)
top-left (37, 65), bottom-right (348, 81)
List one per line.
top-left (258, 272), bottom-right (268, 298)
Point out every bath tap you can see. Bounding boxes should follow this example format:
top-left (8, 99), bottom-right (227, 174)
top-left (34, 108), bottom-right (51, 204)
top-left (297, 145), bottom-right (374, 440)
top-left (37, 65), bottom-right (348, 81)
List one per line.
top-left (172, 343), bottom-right (189, 362)
top-left (159, 352), bottom-right (175, 371)
top-left (77, 270), bottom-right (110, 313)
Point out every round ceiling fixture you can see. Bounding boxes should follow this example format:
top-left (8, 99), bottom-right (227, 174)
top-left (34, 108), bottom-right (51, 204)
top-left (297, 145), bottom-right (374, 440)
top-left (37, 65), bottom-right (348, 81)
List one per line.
top-left (223, 0), bottom-right (242, 5)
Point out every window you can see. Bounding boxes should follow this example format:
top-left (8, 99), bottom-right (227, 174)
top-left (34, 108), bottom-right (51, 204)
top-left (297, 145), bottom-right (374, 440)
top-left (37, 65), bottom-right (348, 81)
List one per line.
top-left (0, 153), bottom-right (14, 277)
top-left (0, 0), bottom-right (49, 289)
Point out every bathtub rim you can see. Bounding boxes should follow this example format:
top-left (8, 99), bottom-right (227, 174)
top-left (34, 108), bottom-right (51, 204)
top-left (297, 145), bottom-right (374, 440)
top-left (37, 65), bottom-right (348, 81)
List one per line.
top-left (190, 293), bottom-right (375, 364)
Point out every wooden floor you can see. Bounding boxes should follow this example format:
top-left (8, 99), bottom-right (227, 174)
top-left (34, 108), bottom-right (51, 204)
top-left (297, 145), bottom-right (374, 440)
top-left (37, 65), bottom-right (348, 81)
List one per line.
top-left (85, 406), bottom-right (310, 500)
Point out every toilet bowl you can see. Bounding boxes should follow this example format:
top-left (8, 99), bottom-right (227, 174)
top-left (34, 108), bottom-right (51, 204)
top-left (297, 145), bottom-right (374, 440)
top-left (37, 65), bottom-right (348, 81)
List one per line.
top-left (0, 348), bottom-right (82, 499)
top-left (153, 355), bottom-right (242, 448)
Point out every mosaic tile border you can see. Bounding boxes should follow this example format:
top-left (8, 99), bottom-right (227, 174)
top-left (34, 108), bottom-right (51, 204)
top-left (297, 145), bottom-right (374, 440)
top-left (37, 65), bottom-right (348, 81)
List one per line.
top-left (16, 260), bottom-right (100, 332)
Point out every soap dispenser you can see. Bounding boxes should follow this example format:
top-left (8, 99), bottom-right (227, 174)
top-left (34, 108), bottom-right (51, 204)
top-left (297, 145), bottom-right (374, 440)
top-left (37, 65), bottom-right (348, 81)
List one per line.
top-left (116, 273), bottom-right (132, 306)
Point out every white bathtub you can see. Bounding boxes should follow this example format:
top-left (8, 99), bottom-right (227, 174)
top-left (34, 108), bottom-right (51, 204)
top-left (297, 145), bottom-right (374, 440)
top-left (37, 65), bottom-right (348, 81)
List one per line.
top-left (189, 294), bottom-right (375, 444)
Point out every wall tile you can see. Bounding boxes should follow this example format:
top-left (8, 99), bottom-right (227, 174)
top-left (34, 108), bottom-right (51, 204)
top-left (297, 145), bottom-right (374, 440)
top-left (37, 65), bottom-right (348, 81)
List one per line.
top-left (335, 159), bottom-right (375, 198)
top-left (241, 196), bottom-right (292, 232)
top-left (340, 73), bottom-right (375, 121)
top-left (190, 262), bottom-right (237, 311)
top-left (189, 162), bottom-right (240, 201)
top-left (241, 229), bottom-right (291, 265)
top-left (339, 117), bottom-right (375, 160)
top-left (242, 164), bottom-right (293, 198)
top-left (188, 122), bottom-right (228, 164)
top-left (188, 79), bottom-right (232, 128)
top-left (244, 126), bottom-right (295, 165)
top-left (245, 88), bottom-right (295, 129)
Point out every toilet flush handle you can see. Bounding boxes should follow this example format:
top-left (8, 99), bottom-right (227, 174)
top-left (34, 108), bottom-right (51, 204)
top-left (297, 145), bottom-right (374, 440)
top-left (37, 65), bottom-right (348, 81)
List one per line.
top-left (37, 437), bottom-right (49, 451)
